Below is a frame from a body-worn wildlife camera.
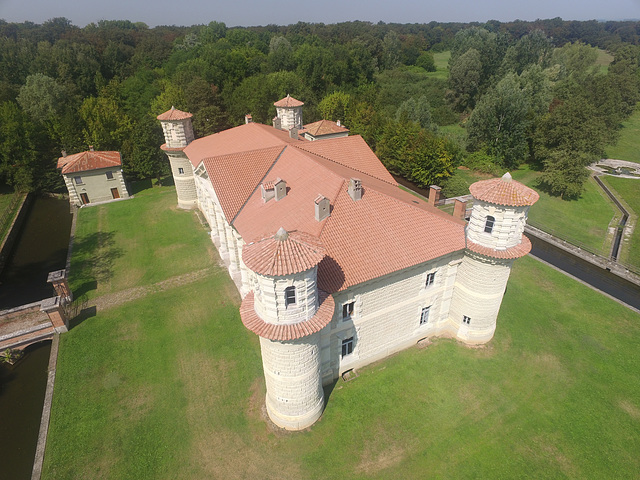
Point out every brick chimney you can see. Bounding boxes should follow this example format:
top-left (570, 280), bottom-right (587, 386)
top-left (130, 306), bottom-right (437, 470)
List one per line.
top-left (89, 145), bottom-right (94, 152)
top-left (245, 114), bottom-right (253, 124)
top-left (428, 185), bottom-right (441, 206)
top-left (61, 150), bottom-right (67, 158)
top-left (453, 198), bottom-right (467, 219)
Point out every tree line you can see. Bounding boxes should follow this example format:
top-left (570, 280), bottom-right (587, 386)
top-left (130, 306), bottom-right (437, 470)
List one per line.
top-left (0, 17), bottom-right (638, 198)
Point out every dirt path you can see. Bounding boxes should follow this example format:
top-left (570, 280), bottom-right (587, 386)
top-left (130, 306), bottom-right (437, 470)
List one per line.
top-left (87, 267), bottom-right (216, 313)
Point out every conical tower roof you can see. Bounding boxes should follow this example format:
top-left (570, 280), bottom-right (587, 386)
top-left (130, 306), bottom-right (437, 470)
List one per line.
top-left (469, 172), bottom-right (539, 207)
top-left (274, 94), bottom-right (304, 108)
top-left (157, 106), bottom-right (193, 121)
top-left (242, 228), bottom-right (325, 276)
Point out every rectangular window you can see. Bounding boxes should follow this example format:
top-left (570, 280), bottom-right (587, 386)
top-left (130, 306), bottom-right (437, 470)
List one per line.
top-left (285, 286), bottom-right (296, 307)
top-left (463, 315), bottom-right (471, 325)
top-left (178, 167), bottom-right (184, 174)
top-left (105, 171), bottom-right (114, 180)
top-left (74, 176), bottom-right (83, 185)
top-left (484, 216), bottom-right (495, 234)
top-left (425, 272), bottom-right (436, 287)
top-left (420, 306), bottom-right (431, 325)
top-left (342, 302), bottom-right (354, 320)
top-left (341, 337), bottom-right (354, 358)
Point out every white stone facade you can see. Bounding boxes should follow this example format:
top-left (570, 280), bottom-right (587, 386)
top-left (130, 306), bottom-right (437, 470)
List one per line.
top-left (159, 116), bottom-right (198, 210)
top-left (160, 118), bottom-right (195, 149)
top-left (63, 167), bottom-right (129, 207)
top-left (467, 200), bottom-right (530, 250)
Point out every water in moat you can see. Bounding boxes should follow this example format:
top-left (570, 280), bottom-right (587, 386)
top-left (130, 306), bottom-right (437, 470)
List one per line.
top-left (0, 196), bottom-right (73, 309)
top-left (0, 341), bottom-right (52, 480)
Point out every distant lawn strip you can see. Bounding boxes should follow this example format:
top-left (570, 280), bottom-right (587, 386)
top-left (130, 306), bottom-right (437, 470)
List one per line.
top-left (606, 105), bottom-right (640, 163)
top-left (43, 255), bottom-right (640, 479)
top-left (511, 167), bottom-right (618, 255)
top-left (427, 50), bottom-right (451, 80)
top-left (69, 186), bottom-right (216, 300)
top-left (601, 175), bottom-right (640, 269)
top-left (0, 191), bottom-right (26, 245)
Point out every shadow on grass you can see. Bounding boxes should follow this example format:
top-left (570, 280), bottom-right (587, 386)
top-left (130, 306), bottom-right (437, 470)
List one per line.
top-left (73, 280), bottom-right (97, 298)
top-left (323, 379), bottom-right (338, 405)
top-left (72, 231), bottom-right (123, 289)
top-left (130, 179), bottom-right (152, 195)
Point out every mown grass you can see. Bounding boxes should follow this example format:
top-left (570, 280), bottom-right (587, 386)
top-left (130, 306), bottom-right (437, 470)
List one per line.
top-left (511, 166), bottom-right (618, 254)
top-left (69, 185), bottom-right (216, 300)
top-left (596, 48), bottom-right (614, 74)
top-left (606, 106), bottom-right (640, 163)
top-left (43, 185), bottom-right (640, 479)
top-left (426, 50), bottom-right (450, 80)
top-left (601, 175), bottom-right (640, 269)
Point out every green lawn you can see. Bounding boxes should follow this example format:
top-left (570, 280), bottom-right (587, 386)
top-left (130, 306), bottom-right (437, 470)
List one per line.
top-left (601, 175), bottom-right (640, 269)
top-left (69, 185), bottom-right (216, 300)
top-left (424, 50), bottom-right (450, 80)
top-left (43, 184), bottom-right (640, 479)
top-left (596, 48), bottom-right (614, 74)
top-left (511, 166), bottom-right (618, 255)
top-left (606, 106), bottom-right (640, 163)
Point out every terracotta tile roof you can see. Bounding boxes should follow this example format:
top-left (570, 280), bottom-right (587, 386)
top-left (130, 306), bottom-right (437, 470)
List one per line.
top-left (274, 94), bottom-right (304, 108)
top-left (470, 173), bottom-right (539, 207)
top-left (301, 119), bottom-right (349, 136)
top-left (157, 106), bottom-right (193, 121)
top-left (295, 136), bottom-right (397, 186)
top-left (466, 235), bottom-right (532, 259)
top-left (317, 185), bottom-right (466, 292)
top-left (242, 229), bottom-right (326, 276)
top-left (184, 122), bottom-right (299, 168)
top-left (202, 145), bottom-right (285, 222)
top-left (57, 151), bottom-right (122, 174)
top-left (240, 290), bottom-right (334, 340)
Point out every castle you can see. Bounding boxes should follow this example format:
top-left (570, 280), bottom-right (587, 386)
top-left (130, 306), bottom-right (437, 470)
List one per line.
top-left (157, 96), bottom-right (539, 430)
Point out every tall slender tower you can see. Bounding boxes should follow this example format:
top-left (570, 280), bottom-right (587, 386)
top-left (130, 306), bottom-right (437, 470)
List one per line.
top-left (274, 95), bottom-right (304, 131)
top-left (157, 107), bottom-right (197, 209)
top-left (239, 228), bottom-right (334, 430)
top-left (449, 173), bottom-right (539, 344)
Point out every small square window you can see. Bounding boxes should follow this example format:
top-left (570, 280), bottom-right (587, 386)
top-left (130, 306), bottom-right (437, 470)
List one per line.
top-left (341, 337), bottom-right (354, 358)
top-left (105, 171), bottom-right (114, 180)
top-left (463, 315), bottom-right (471, 325)
top-left (425, 272), bottom-right (436, 287)
top-left (74, 176), bottom-right (83, 185)
top-left (342, 302), bottom-right (354, 320)
top-left (178, 167), bottom-right (184, 174)
top-left (285, 286), bottom-right (296, 307)
top-left (420, 306), bottom-right (431, 325)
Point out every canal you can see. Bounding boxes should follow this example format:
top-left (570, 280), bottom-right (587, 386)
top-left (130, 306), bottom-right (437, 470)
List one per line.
top-left (0, 195), bottom-right (72, 478)
top-left (0, 196), bottom-right (73, 309)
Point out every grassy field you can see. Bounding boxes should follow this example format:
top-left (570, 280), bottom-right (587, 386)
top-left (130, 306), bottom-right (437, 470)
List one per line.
top-left (69, 185), bottom-right (216, 301)
top-left (42, 185), bottom-right (640, 479)
top-left (425, 50), bottom-right (450, 80)
top-left (601, 175), bottom-right (640, 269)
top-left (606, 106), bottom-right (640, 163)
top-left (595, 48), bottom-right (614, 74)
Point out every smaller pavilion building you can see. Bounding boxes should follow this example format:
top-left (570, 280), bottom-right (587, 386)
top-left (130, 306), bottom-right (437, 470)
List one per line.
top-left (57, 148), bottom-right (130, 207)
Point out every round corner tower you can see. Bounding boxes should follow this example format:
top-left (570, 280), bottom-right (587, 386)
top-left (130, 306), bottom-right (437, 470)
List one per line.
top-left (239, 228), bottom-right (334, 430)
top-left (157, 107), bottom-right (197, 210)
top-left (449, 172), bottom-right (539, 344)
top-left (274, 95), bottom-right (304, 131)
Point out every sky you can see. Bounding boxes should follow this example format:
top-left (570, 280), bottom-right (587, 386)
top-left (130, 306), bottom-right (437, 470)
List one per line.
top-left (1, 0), bottom-right (639, 27)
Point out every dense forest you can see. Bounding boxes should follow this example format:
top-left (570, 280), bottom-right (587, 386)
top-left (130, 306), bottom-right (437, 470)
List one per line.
top-left (0, 17), bottom-right (638, 198)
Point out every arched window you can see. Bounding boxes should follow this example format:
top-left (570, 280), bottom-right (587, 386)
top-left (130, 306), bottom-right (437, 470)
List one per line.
top-left (484, 216), bottom-right (495, 234)
top-left (284, 286), bottom-right (296, 307)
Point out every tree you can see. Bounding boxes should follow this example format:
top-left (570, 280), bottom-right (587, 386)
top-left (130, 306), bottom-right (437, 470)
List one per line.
top-left (467, 74), bottom-right (530, 168)
top-left (381, 31), bottom-right (401, 70)
top-left (415, 51), bottom-right (436, 72)
top-left (79, 95), bottom-right (132, 150)
top-left (500, 30), bottom-right (553, 75)
top-left (447, 48), bottom-right (482, 111)
top-left (395, 96), bottom-right (434, 130)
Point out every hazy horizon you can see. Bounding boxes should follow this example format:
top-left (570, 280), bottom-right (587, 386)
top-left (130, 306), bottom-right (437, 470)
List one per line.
top-left (1, 0), bottom-right (639, 28)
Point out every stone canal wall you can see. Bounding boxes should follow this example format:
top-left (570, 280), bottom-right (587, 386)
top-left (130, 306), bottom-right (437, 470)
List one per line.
top-left (0, 193), bottom-right (32, 274)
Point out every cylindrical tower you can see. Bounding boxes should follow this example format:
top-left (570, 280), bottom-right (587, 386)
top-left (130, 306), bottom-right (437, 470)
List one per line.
top-left (157, 107), bottom-right (197, 210)
top-left (274, 95), bottom-right (304, 131)
top-left (449, 173), bottom-right (539, 344)
top-left (239, 228), bottom-right (335, 430)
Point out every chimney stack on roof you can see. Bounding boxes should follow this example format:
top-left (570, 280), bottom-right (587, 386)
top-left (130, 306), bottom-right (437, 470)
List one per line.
top-left (273, 117), bottom-right (282, 130)
top-left (61, 150), bottom-right (67, 158)
top-left (274, 178), bottom-right (287, 201)
top-left (245, 114), bottom-right (253, 124)
top-left (89, 145), bottom-right (94, 152)
top-left (348, 178), bottom-right (362, 201)
top-left (289, 127), bottom-right (299, 140)
top-left (428, 185), bottom-right (441, 206)
top-left (314, 195), bottom-right (330, 222)
top-left (336, 120), bottom-right (341, 127)
top-left (453, 198), bottom-right (467, 220)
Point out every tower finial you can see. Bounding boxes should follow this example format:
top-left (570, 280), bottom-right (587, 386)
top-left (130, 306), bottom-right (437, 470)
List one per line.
top-left (275, 227), bottom-right (289, 241)
top-left (501, 172), bottom-right (512, 182)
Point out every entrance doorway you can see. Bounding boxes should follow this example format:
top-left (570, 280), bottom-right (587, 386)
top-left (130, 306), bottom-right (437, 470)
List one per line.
top-left (111, 188), bottom-right (120, 199)
top-left (80, 193), bottom-right (89, 204)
